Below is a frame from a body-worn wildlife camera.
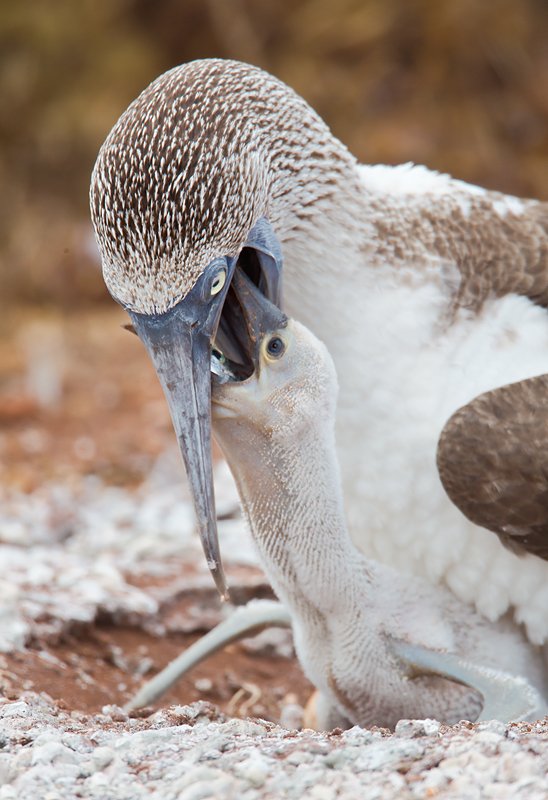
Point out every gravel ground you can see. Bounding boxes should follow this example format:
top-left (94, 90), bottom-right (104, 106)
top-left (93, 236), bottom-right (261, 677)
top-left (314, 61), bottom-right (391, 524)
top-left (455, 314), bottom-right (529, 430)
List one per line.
top-left (0, 694), bottom-right (546, 800)
top-left (1, 466), bottom-right (547, 798)
top-left (0, 457), bottom-right (258, 652)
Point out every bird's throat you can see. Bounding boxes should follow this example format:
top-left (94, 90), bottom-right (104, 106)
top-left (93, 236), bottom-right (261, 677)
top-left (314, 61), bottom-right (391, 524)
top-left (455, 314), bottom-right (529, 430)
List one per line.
top-left (212, 415), bottom-right (368, 620)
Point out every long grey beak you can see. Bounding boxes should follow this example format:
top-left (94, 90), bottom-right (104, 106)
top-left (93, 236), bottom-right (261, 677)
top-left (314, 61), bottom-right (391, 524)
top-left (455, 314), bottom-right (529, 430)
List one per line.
top-left (126, 221), bottom-right (285, 599)
top-left (130, 309), bottom-right (229, 600)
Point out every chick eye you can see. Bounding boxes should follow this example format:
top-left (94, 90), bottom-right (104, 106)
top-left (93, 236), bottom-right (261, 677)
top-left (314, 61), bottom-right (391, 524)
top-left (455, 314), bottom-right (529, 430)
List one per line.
top-left (210, 269), bottom-right (226, 296)
top-left (266, 336), bottom-right (285, 358)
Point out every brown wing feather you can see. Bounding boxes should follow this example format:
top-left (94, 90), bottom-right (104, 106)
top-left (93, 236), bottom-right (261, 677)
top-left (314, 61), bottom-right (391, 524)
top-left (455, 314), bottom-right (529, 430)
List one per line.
top-left (437, 375), bottom-right (548, 560)
top-left (449, 202), bottom-right (548, 314)
top-left (369, 192), bottom-right (548, 316)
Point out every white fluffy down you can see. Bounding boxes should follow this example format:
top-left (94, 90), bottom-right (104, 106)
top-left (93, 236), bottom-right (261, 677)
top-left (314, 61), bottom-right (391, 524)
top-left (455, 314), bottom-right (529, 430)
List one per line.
top-left (283, 163), bottom-right (548, 646)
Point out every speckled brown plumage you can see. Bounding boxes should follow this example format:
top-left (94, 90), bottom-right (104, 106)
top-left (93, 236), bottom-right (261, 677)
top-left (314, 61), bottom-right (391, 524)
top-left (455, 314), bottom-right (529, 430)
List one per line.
top-left (91, 59), bottom-right (548, 320)
top-left (446, 204), bottom-right (548, 315)
top-left (437, 375), bottom-right (548, 560)
top-left (90, 59), bottom-right (357, 314)
top-left (366, 195), bottom-right (548, 319)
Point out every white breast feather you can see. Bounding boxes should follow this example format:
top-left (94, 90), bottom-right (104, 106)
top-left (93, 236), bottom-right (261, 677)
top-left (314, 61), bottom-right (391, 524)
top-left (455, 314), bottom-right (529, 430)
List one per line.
top-left (282, 166), bottom-right (548, 645)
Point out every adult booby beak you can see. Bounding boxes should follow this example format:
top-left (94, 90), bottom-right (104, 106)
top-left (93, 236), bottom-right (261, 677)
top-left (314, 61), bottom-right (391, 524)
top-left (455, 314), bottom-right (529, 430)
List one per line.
top-left (130, 268), bottom-right (232, 598)
top-left (129, 219), bottom-right (285, 598)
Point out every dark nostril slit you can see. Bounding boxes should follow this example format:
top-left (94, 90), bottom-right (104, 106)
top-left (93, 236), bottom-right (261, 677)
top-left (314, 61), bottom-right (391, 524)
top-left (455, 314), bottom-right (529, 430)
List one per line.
top-left (238, 248), bottom-right (262, 289)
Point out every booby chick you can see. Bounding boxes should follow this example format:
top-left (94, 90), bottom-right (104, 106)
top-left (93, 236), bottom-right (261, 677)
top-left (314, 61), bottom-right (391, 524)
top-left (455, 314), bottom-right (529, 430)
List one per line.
top-left (128, 298), bottom-right (546, 727)
top-left (91, 59), bottom-right (548, 643)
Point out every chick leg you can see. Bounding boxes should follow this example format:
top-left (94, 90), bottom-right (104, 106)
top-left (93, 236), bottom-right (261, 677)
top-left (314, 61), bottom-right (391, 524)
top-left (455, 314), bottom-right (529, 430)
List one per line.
top-left (125, 599), bottom-right (291, 711)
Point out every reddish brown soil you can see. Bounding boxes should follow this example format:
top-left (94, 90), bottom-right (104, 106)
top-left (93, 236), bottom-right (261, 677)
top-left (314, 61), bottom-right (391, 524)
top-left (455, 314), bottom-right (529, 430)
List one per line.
top-left (1, 603), bottom-right (312, 722)
top-left (0, 308), bottom-right (313, 721)
top-left (0, 307), bottom-right (183, 490)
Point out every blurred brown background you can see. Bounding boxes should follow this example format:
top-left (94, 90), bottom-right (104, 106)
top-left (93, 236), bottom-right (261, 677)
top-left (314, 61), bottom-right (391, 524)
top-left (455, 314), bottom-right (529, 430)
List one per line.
top-left (3, 0), bottom-right (548, 310)
top-left (1, 0), bottom-right (548, 488)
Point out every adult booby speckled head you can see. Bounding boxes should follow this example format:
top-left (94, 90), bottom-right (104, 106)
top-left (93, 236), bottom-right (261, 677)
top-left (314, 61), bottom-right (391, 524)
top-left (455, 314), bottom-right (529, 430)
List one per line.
top-left (91, 59), bottom-right (548, 643)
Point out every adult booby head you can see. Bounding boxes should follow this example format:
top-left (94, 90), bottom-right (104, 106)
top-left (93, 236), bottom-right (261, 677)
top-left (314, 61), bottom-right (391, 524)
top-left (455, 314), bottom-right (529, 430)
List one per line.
top-left (90, 59), bottom-right (356, 596)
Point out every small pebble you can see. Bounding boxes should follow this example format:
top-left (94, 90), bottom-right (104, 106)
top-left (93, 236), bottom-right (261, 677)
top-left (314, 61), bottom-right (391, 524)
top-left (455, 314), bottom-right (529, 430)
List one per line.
top-left (91, 746), bottom-right (114, 770)
top-left (101, 705), bottom-right (127, 722)
top-left (194, 678), bottom-right (213, 693)
top-left (31, 741), bottom-right (78, 766)
top-left (395, 718), bottom-right (440, 738)
top-left (279, 704), bottom-right (304, 729)
top-left (309, 787), bottom-right (336, 800)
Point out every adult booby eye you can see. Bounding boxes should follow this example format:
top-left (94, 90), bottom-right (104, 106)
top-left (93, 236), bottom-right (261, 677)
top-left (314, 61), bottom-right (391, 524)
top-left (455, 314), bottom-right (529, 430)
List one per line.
top-left (266, 335), bottom-right (285, 359)
top-left (210, 268), bottom-right (226, 296)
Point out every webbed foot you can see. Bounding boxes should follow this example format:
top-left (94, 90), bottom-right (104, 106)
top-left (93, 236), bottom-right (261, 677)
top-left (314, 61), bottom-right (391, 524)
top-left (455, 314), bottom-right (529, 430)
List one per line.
top-left (393, 640), bottom-right (546, 722)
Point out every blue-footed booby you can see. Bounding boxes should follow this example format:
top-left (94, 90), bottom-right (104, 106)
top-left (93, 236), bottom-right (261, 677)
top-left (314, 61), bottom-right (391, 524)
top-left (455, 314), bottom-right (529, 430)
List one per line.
top-left (90, 59), bottom-right (548, 646)
top-left (127, 297), bottom-right (546, 725)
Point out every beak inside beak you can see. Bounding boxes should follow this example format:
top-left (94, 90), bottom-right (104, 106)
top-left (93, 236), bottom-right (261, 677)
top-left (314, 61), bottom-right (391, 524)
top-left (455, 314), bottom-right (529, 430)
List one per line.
top-left (215, 269), bottom-right (288, 377)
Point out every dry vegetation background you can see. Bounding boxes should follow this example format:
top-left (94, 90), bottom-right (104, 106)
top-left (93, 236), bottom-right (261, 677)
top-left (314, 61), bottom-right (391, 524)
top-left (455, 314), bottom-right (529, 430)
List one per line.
top-left (1, 0), bottom-right (548, 492)
top-left (2, 0), bottom-right (548, 312)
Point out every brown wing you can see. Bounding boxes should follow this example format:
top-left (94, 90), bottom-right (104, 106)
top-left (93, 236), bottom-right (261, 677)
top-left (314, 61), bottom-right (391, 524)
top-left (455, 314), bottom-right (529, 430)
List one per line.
top-left (437, 375), bottom-right (548, 560)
